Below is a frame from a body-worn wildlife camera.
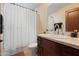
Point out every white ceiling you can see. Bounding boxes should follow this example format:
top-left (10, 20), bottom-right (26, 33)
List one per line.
top-left (48, 3), bottom-right (70, 15)
top-left (16, 3), bottom-right (70, 15)
top-left (17, 3), bottom-right (41, 10)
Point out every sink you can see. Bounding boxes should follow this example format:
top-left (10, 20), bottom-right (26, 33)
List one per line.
top-left (45, 34), bottom-right (70, 39)
top-left (53, 35), bottom-right (71, 39)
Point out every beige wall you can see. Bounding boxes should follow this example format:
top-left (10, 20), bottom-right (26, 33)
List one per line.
top-left (36, 4), bottom-right (51, 34)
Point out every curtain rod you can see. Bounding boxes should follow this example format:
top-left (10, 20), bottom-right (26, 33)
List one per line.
top-left (10, 3), bottom-right (38, 13)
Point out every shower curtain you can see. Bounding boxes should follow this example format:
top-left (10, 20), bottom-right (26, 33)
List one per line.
top-left (2, 4), bottom-right (37, 55)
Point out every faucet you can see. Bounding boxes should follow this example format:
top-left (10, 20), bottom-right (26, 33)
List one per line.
top-left (54, 24), bottom-right (59, 35)
top-left (61, 24), bottom-right (64, 35)
top-left (54, 23), bottom-right (64, 35)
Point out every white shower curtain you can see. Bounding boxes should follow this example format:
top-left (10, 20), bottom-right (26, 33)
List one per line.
top-left (2, 4), bottom-right (37, 55)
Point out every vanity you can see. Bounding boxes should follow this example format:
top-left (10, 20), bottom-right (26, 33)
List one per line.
top-left (36, 6), bottom-right (79, 56)
top-left (37, 34), bottom-right (79, 56)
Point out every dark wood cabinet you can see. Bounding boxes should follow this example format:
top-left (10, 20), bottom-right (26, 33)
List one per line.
top-left (42, 39), bottom-right (59, 56)
top-left (37, 36), bottom-right (62, 56)
top-left (37, 36), bottom-right (79, 56)
top-left (37, 37), bottom-right (44, 56)
top-left (61, 44), bottom-right (79, 56)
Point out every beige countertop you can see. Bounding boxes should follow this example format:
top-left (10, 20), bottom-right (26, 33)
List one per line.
top-left (38, 34), bottom-right (79, 50)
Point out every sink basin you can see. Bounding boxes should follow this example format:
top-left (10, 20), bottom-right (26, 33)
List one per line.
top-left (53, 35), bottom-right (70, 39)
top-left (45, 34), bottom-right (71, 39)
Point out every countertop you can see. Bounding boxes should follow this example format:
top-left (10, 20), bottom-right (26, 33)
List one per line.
top-left (38, 34), bottom-right (79, 50)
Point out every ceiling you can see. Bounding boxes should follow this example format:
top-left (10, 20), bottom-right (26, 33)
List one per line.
top-left (17, 3), bottom-right (70, 15)
top-left (48, 3), bottom-right (70, 15)
top-left (17, 3), bottom-right (41, 10)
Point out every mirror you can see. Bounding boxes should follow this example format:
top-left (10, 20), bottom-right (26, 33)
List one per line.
top-left (46, 3), bottom-right (67, 34)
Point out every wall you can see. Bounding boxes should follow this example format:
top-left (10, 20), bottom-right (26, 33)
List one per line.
top-left (50, 3), bottom-right (79, 34)
top-left (36, 4), bottom-right (51, 34)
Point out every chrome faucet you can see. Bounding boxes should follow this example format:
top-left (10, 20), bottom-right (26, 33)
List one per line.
top-left (54, 24), bottom-right (59, 35)
top-left (54, 23), bottom-right (64, 35)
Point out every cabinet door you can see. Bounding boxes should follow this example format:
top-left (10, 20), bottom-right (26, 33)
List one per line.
top-left (43, 46), bottom-right (57, 56)
top-left (37, 46), bottom-right (43, 56)
top-left (43, 39), bottom-right (60, 56)
top-left (37, 37), bottom-right (44, 56)
top-left (61, 44), bottom-right (79, 56)
top-left (37, 37), bottom-right (62, 56)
